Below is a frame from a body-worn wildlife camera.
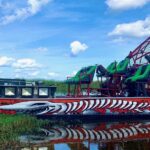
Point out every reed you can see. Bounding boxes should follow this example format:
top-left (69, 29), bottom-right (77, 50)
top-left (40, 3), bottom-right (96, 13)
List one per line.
top-left (0, 114), bottom-right (49, 147)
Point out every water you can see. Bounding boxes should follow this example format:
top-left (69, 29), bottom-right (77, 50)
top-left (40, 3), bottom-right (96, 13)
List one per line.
top-left (6, 119), bottom-right (150, 150)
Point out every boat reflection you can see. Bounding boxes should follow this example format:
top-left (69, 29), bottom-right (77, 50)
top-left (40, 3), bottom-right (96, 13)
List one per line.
top-left (19, 120), bottom-right (150, 150)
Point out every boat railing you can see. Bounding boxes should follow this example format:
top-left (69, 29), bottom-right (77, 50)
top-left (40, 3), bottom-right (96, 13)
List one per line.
top-left (0, 85), bottom-right (57, 98)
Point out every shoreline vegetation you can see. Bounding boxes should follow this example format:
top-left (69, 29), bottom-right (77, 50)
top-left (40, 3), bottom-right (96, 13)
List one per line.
top-left (31, 79), bottom-right (100, 94)
top-left (0, 114), bottom-right (81, 148)
top-left (0, 114), bottom-right (49, 148)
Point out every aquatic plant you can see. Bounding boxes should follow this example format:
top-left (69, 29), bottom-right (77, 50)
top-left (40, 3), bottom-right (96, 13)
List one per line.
top-left (0, 114), bottom-right (49, 148)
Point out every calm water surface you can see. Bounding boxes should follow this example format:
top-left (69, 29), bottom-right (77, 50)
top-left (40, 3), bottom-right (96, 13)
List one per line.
top-left (4, 119), bottom-right (150, 150)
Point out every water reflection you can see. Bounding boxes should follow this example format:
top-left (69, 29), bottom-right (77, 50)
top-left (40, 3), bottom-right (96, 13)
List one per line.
top-left (18, 120), bottom-right (150, 150)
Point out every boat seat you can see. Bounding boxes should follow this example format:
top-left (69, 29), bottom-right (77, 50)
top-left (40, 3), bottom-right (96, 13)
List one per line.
top-left (106, 61), bottom-right (117, 75)
top-left (116, 58), bottom-right (130, 74)
top-left (126, 64), bottom-right (150, 82)
top-left (96, 61), bottom-right (117, 77)
top-left (66, 65), bottom-right (96, 84)
top-left (96, 65), bottom-right (107, 77)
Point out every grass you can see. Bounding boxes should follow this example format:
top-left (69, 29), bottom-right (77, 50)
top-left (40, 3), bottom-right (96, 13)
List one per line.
top-left (0, 114), bottom-right (49, 148)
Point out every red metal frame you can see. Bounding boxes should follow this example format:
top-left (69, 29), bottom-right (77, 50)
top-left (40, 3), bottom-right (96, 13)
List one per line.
top-left (128, 37), bottom-right (150, 65)
top-left (67, 72), bottom-right (93, 97)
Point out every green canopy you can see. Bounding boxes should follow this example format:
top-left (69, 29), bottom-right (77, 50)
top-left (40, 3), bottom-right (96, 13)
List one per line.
top-left (107, 61), bottom-right (117, 75)
top-left (126, 64), bottom-right (150, 82)
top-left (116, 58), bottom-right (130, 74)
top-left (66, 65), bottom-right (96, 84)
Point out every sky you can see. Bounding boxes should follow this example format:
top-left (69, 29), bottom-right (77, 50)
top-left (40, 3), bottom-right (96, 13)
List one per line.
top-left (0, 0), bottom-right (150, 80)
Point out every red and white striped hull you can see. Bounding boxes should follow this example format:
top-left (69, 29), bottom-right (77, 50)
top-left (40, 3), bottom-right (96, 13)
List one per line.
top-left (0, 97), bottom-right (150, 115)
top-left (20, 121), bottom-right (150, 144)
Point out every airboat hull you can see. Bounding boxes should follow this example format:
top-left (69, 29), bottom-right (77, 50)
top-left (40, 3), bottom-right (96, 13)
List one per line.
top-left (0, 97), bottom-right (150, 116)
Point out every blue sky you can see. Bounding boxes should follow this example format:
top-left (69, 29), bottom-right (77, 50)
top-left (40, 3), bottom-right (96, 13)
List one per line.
top-left (0, 0), bottom-right (150, 80)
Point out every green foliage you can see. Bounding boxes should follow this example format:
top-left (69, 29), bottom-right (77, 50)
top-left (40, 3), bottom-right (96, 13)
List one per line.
top-left (0, 114), bottom-right (48, 147)
top-left (30, 79), bottom-right (100, 95)
top-left (90, 81), bottom-right (100, 88)
top-left (41, 80), bottom-right (68, 94)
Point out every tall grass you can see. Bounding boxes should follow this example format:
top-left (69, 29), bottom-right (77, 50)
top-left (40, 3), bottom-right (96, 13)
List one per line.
top-left (0, 114), bottom-right (49, 147)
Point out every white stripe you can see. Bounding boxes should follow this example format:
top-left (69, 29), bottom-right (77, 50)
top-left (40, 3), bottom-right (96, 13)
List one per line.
top-left (120, 128), bottom-right (128, 138)
top-left (135, 127), bottom-right (148, 134)
top-left (71, 129), bottom-right (78, 139)
top-left (124, 128), bottom-right (133, 136)
top-left (65, 103), bottom-right (72, 113)
top-left (147, 127), bottom-right (150, 131)
top-left (120, 101), bottom-right (128, 109)
top-left (70, 102), bottom-right (78, 112)
top-left (130, 127), bottom-right (138, 135)
top-left (37, 107), bottom-right (50, 115)
top-left (75, 101), bottom-right (83, 111)
top-left (102, 99), bottom-right (111, 108)
top-left (98, 131), bottom-right (106, 140)
top-left (134, 109), bottom-right (143, 112)
top-left (113, 129), bottom-right (123, 138)
top-left (98, 99), bottom-right (106, 108)
top-left (76, 130), bottom-right (83, 140)
top-left (83, 101), bottom-right (89, 111)
top-left (93, 130), bottom-right (100, 140)
top-left (110, 130), bottom-right (118, 139)
top-left (137, 103), bottom-right (144, 108)
top-left (109, 100), bottom-right (117, 108)
top-left (58, 104), bottom-right (67, 113)
top-left (113, 100), bottom-right (122, 108)
top-left (92, 99), bottom-right (101, 109)
top-left (88, 100), bottom-right (95, 109)
top-left (82, 129), bottom-right (89, 139)
top-left (141, 103), bottom-right (149, 108)
top-left (136, 127), bottom-right (144, 134)
top-left (142, 128), bottom-right (149, 134)
top-left (123, 101), bottom-right (133, 109)
top-left (66, 128), bottom-right (72, 139)
top-left (88, 130), bottom-right (95, 140)
top-left (147, 104), bottom-right (150, 108)
top-left (103, 131), bottom-right (111, 140)
top-left (129, 102), bottom-right (137, 110)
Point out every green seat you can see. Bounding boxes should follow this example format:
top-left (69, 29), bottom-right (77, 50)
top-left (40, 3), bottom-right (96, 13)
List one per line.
top-left (66, 65), bottom-right (96, 84)
top-left (107, 61), bottom-right (117, 75)
top-left (116, 58), bottom-right (130, 74)
top-left (126, 64), bottom-right (150, 82)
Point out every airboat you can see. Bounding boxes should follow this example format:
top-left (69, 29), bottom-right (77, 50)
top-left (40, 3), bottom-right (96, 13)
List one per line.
top-left (0, 37), bottom-right (150, 116)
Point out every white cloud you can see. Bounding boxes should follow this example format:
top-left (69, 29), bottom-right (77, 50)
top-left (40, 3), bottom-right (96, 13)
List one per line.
top-left (109, 17), bottom-right (150, 37)
top-left (14, 69), bottom-right (40, 78)
top-left (0, 0), bottom-right (50, 25)
top-left (0, 56), bottom-right (14, 67)
top-left (71, 71), bottom-right (77, 76)
top-left (110, 37), bottom-right (126, 43)
top-left (106, 0), bottom-right (150, 10)
top-left (36, 47), bottom-right (48, 52)
top-left (68, 70), bottom-right (77, 77)
top-left (70, 41), bottom-right (88, 56)
top-left (0, 2), bottom-right (15, 11)
top-left (13, 58), bottom-right (41, 69)
top-left (48, 72), bottom-right (59, 77)
top-left (29, 71), bottom-right (39, 76)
